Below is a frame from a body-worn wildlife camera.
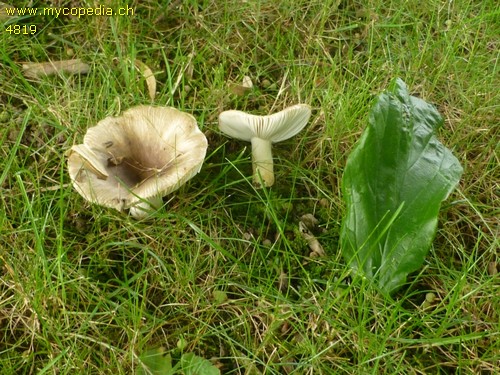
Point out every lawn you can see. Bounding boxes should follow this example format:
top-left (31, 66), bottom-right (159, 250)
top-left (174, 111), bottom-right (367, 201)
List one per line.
top-left (0, 0), bottom-right (498, 374)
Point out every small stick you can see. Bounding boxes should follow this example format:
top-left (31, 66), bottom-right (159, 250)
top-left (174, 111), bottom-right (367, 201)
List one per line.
top-left (22, 59), bottom-right (90, 78)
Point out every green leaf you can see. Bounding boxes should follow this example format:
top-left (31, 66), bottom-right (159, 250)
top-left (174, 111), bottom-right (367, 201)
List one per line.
top-left (180, 353), bottom-right (220, 375)
top-left (340, 78), bottom-right (463, 295)
top-left (137, 347), bottom-right (173, 375)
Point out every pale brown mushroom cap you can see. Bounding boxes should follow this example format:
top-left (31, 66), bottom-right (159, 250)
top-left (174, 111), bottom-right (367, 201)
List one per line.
top-left (67, 105), bottom-right (207, 213)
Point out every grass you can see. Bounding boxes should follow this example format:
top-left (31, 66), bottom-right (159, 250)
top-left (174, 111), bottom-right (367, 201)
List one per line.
top-left (1, 0), bottom-right (498, 373)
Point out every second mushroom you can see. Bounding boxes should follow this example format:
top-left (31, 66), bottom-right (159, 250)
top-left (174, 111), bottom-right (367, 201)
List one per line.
top-left (218, 104), bottom-right (311, 187)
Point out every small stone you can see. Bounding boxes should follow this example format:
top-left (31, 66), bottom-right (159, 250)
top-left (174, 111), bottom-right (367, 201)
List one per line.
top-left (261, 79), bottom-right (272, 88)
top-left (425, 292), bottom-right (436, 303)
top-left (0, 110), bottom-right (9, 122)
top-left (262, 239), bottom-right (272, 247)
top-left (242, 75), bottom-right (253, 89)
top-left (319, 198), bottom-right (329, 208)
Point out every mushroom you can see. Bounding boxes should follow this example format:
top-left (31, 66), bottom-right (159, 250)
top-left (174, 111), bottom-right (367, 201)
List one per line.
top-left (218, 104), bottom-right (311, 187)
top-left (67, 105), bottom-right (207, 218)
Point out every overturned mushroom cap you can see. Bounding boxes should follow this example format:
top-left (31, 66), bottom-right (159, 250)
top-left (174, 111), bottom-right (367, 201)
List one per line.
top-left (218, 104), bottom-right (311, 143)
top-left (218, 104), bottom-right (311, 187)
top-left (67, 105), bottom-right (207, 217)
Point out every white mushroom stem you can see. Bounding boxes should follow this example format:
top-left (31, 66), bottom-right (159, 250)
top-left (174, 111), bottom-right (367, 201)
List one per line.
top-left (129, 195), bottom-right (163, 219)
top-left (251, 137), bottom-right (274, 187)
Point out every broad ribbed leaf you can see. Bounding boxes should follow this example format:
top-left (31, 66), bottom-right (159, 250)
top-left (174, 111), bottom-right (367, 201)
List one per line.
top-left (340, 78), bottom-right (463, 295)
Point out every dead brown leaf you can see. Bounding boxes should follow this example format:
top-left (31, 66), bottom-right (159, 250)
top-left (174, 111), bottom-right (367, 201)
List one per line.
top-left (0, 2), bottom-right (15, 22)
top-left (228, 75), bottom-right (253, 96)
top-left (134, 59), bottom-right (156, 101)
